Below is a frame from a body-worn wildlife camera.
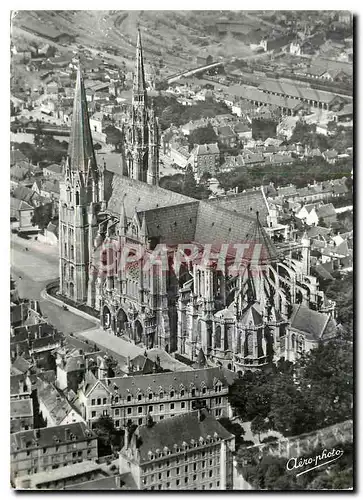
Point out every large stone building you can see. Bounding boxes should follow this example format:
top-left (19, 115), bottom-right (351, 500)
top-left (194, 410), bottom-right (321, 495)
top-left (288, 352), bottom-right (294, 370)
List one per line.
top-left (10, 422), bottom-right (98, 480)
top-left (77, 366), bottom-right (235, 429)
top-left (59, 30), bottom-right (336, 373)
top-left (119, 409), bottom-right (235, 490)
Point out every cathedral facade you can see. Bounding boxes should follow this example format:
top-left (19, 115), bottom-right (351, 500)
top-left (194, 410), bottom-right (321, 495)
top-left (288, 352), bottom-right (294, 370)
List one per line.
top-left (58, 31), bottom-right (336, 373)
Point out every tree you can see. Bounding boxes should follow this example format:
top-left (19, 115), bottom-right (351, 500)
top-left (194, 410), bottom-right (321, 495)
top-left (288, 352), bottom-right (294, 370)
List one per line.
top-left (251, 415), bottom-right (272, 440)
top-left (92, 415), bottom-right (123, 456)
top-left (218, 417), bottom-right (245, 448)
top-left (31, 204), bottom-right (54, 231)
top-left (188, 124), bottom-right (218, 148)
top-left (104, 125), bottom-right (123, 151)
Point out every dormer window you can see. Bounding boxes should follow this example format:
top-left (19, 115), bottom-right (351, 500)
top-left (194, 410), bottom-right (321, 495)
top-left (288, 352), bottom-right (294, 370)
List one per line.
top-left (127, 394), bottom-right (131, 402)
top-left (148, 393), bottom-right (153, 400)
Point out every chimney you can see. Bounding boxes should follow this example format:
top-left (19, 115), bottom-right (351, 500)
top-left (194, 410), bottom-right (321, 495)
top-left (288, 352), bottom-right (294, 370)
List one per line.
top-left (115, 475), bottom-right (121, 489)
top-left (124, 426), bottom-right (129, 449)
top-left (65, 427), bottom-right (70, 441)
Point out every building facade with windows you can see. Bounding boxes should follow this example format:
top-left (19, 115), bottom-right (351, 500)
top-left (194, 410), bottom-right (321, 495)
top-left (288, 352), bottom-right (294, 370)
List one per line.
top-left (10, 422), bottom-right (98, 480)
top-left (77, 367), bottom-right (235, 429)
top-left (119, 409), bottom-right (235, 490)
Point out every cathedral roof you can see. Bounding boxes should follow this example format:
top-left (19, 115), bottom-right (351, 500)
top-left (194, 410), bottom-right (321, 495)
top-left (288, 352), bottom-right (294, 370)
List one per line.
top-left (290, 303), bottom-right (337, 340)
top-left (242, 212), bottom-right (279, 264)
top-left (207, 187), bottom-right (269, 225)
top-left (107, 174), bottom-right (194, 219)
top-left (67, 65), bottom-right (97, 174)
top-left (240, 304), bottom-right (264, 328)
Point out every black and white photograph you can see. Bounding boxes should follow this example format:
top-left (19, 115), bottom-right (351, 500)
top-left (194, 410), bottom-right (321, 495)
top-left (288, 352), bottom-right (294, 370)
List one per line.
top-left (9, 9), bottom-right (354, 491)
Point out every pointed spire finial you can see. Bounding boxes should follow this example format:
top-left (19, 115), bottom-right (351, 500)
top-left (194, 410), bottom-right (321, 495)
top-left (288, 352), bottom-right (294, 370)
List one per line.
top-left (67, 62), bottom-right (97, 175)
top-left (133, 28), bottom-right (146, 100)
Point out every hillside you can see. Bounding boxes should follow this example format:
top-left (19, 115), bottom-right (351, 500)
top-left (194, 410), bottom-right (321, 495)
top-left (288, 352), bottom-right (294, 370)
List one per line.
top-left (11, 10), bottom-right (259, 74)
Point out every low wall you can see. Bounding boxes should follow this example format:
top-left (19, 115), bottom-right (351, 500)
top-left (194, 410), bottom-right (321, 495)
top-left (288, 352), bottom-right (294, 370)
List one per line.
top-left (42, 281), bottom-right (100, 325)
top-left (249, 420), bottom-right (353, 459)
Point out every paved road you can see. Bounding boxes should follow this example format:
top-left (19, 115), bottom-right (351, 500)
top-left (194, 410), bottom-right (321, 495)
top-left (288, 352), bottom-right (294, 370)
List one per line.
top-left (11, 235), bottom-right (94, 335)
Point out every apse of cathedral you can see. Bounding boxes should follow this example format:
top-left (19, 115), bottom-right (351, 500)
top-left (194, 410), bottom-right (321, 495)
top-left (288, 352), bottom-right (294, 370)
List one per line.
top-left (58, 31), bottom-right (336, 373)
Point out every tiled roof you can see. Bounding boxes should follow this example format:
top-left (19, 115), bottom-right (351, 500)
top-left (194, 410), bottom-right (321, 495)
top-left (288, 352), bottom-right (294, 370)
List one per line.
top-left (38, 383), bottom-right (80, 425)
top-left (242, 213), bottom-right (279, 263)
top-left (240, 304), bottom-right (263, 328)
top-left (336, 103), bottom-right (353, 116)
top-left (10, 374), bottom-right (30, 396)
top-left (10, 164), bottom-right (29, 181)
top-left (217, 126), bottom-right (235, 138)
top-left (258, 80), bottom-right (344, 105)
top-left (207, 188), bottom-right (269, 224)
top-left (10, 398), bottom-right (33, 419)
top-left (290, 303), bottom-right (336, 340)
top-left (135, 409), bottom-right (233, 463)
top-left (16, 461), bottom-right (104, 489)
top-left (10, 149), bottom-right (27, 166)
top-left (193, 143), bottom-right (220, 156)
top-left (44, 163), bottom-right (63, 174)
top-left (228, 84), bottom-right (307, 110)
top-left (323, 149), bottom-right (338, 159)
top-left (10, 422), bottom-right (94, 452)
top-left (66, 473), bottom-right (137, 490)
top-left (306, 226), bottom-right (331, 238)
top-left (143, 202), bottom-right (199, 245)
top-left (42, 179), bottom-right (60, 194)
top-left (106, 173), bottom-right (194, 218)
top-left (317, 203), bottom-right (336, 218)
top-left (106, 367), bottom-right (234, 398)
top-left (11, 356), bottom-right (32, 375)
top-left (10, 197), bottom-right (33, 211)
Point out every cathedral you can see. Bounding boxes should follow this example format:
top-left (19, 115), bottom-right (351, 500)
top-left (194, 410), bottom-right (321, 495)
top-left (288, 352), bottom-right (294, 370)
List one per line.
top-left (58, 31), bottom-right (336, 373)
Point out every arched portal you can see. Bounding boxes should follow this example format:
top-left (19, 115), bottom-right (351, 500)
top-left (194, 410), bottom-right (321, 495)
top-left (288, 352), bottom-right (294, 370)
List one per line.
top-left (69, 282), bottom-right (74, 300)
top-left (103, 306), bottom-right (111, 329)
top-left (135, 320), bottom-right (143, 344)
top-left (116, 308), bottom-right (128, 335)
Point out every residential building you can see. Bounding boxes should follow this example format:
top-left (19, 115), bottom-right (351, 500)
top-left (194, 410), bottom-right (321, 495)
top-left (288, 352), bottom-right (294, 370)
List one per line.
top-left (296, 203), bottom-right (321, 226)
top-left (77, 366), bottom-right (235, 429)
top-left (38, 382), bottom-right (85, 427)
top-left (189, 143), bottom-right (220, 179)
top-left (10, 198), bottom-right (35, 232)
top-left (10, 422), bottom-right (98, 480)
top-left (10, 399), bottom-right (34, 434)
top-left (322, 149), bottom-right (338, 164)
top-left (215, 126), bottom-right (237, 148)
top-left (43, 163), bottom-right (63, 181)
top-left (170, 145), bottom-right (190, 169)
top-left (119, 409), bottom-right (235, 490)
top-left (14, 461), bottom-right (115, 490)
top-left (196, 54), bottom-right (213, 66)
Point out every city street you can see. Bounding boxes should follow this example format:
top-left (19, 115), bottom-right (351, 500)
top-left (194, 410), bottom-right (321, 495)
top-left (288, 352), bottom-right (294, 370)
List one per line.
top-left (11, 235), bottom-right (94, 334)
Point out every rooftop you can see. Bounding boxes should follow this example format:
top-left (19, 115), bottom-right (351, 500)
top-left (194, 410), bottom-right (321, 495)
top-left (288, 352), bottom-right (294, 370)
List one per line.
top-left (131, 409), bottom-right (234, 463)
top-left (11, 422), bottom-right (95, 453)
top-left (290, 303), bottom-right (337, 340)
top-left (104, 367), bottom-right (234, 398)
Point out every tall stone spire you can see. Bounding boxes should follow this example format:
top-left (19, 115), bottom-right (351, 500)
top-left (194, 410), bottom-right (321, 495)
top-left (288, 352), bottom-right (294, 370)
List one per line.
top-left (68, 64), bottom-right (97, 174)
top-left (133, 28), bottom-right (147, 102)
